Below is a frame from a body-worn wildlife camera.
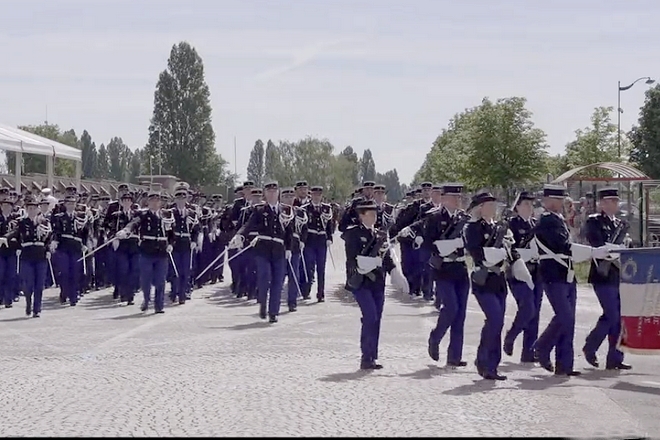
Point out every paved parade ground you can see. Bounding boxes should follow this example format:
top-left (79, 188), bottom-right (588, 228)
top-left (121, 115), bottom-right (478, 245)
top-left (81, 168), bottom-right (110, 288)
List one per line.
top-left (2, 239), bottom-right (660, 437)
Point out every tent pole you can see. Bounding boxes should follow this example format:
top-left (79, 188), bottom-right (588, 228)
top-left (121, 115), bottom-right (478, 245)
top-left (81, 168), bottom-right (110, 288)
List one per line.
top-left (14, 151), bottom-right (22, 192)
top-left (47, 155), bottom-right (54, 189)
top-left (75, 160), bottom-right (82, 191)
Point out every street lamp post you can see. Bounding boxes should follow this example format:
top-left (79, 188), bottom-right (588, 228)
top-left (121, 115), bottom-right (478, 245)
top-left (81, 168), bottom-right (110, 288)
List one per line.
top-left (618, 77), bottom-right (655, 158)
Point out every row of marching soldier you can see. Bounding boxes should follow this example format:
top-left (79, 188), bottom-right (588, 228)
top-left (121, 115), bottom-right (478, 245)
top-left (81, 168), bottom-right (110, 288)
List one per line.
top-left (339, 182), bottom-right (630, 377)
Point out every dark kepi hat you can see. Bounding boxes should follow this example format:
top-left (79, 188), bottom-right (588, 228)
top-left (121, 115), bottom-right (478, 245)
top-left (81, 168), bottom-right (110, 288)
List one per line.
top-left (118, 183), bottom-right (129, 191)
top-left (264, 181), bottom-right (279, 190)
top-left (355, 199), bottom-right (378, 211)
top-left (362, 181), bottom-right (376, 188)
top-left (310, 186), bottom-right (323, 192)
top-left (374, 184), bottom-right (386, 192)
top-left (543, 185), bottom-right (567, 199)
top-left (414, 188), bottom-right (422, 194)
top-left (405, 191), bottom-right (413, 197)
top-left (419, 181), bottom-right (433, 189)
top-left (90, 194), bottom-right (99, 201)
top-left (243, 180), bottom-right (255, 187)
top-left (251, 188), bottom-right (263, 196)
top-left (211, 194), bottom-right (223, 200)
top-left (39, 197), bottom-right (50, 205)
top-left (235, 186), bottom-right (244, 193)
top-left (120, 192), bottom-right (134, 201)
top-left (295, 180), bottom-right (308, 188)
top-left (467, 191), bottom-right (497, 211)
top-left (280, 187), bottom-right (295, 195)
top-left (431, 185), bottom-right (442, 192)
top-left (442, 183), bottom-right (464, 195)
top-left (147, 191), bottom-right (160, 200)
top-left (65, 185), bottom-right (77, 192)
top-left (597, 187), bottom-right (619, 200)
top-left (24, 197), bottom-right (39, 206)
top-left (512, 190), bottom-right (535, 210)
top-left (64, 195), bottom-right (77, 203)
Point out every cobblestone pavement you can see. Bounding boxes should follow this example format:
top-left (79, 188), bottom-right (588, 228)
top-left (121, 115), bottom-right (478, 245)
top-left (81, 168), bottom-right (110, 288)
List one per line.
top-left (2, 238), bottom-right (660, 437)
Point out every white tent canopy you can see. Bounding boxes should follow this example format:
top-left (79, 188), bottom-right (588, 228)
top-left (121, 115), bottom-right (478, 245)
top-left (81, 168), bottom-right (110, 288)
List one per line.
top-left (0, 123), bottom-right (82, 161)
top-left (0, 123), bottom-right (82, 190)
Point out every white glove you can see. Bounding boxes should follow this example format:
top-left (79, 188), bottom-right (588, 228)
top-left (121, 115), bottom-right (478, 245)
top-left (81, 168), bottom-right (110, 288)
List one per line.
top-left (591, 245), bottom-right (612, 260)
top-left (228, 235), bottom-right (244, 250)
top-left (82, 245), bottom-right (88, 254)
top-left (285, 250), bottom-right (292, 260)
top-left (166, 244), bottom-right (173, 253)
top-left (571, 243), bottom-right (594, 262)
top-left (357, 255), bottom-right (382, 274)
top-left (191, 242), bottom-right (197, 250)
top-left (249, 237), bottom-right (259, 247)
top-left (434, 237), bottom-right (463, 257)
top-left (516, 248), bottom-right (537, 262)
top-left (511, 258), bottom-right (534, 290)
top-left (605, 243), bottom-right (625, 252)
top-left (0, 237), bottom-right (7, 247)
top-left (46, 251), bottom-right (51, 259)
top-left (390, 265), bottom-right (409, 294)
top-left (414, 236), bottom-right (424, 246)
top-left (16, 249), bottom-right (22, 257)
top-left (112, 239), bottom-right (120, 251)
top-left (483, 247), bottom-right (507, 266)
top-left (398, 226), bottom-right (413, 238)
top-left (49, 240), bottom-right (58, 253)
top-left (326, 240), bottom-right (332, 247)
top-left (208, 232), bottom-right (215, 242)
top-left (299, 241), bottom-right (305, 251)
top-left (215, 229), bottom-right (221, 237)
top-left (196, 234), bottom-right (204, 252)
top-left (115, 229), bottom-right (128, 240)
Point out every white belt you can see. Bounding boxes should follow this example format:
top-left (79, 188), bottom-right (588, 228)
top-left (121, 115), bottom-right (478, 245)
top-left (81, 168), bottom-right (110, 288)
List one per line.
top-left (121, 234), bottom-right (139, 241)
top-left (534, 237), bottom-right (574, 282)
top-left (142, 235), bottom-right (168, 241)
top-left (174, 232), bottom-right (191, 237)
top-left (538, 254), bottom-right (570, 263)
top-left (256, 235), bottom-right (284, 244)
top-left (443, 256), bottom-right (466, 262)
top-left (307, 229), bottom-right (326, 235)
top-left (293, 233), bottom-right (300, 239)
top-left (61, 234), bottom-right (83, 242)
top-left (248, 231), bottom-right (259, 236)
top-left (22, 242), bottom-right (45, 247)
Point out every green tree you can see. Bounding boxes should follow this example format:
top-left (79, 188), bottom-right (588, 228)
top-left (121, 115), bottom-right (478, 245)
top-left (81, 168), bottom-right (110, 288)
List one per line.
top-left (96, 143), bottom-right (110, 179)
top-left (80, 130), bottom-right (98, 179)
top-left (359, 149), bottom-right (377, 183)
top-left (629, 85), bottom-right (660, 178)
top-left (339, 146), bottom-right (359, 185)
top-left (263, 139), bottom-right (281, 183)
top-left (327, 155), bottom-right (355, 201)
top-left (376, 169), bottom-right (403, 201)
top-left (145, 41), bottom-right (228, 186)
top-left (564, 106), bottom-right (620, 178)
top-left (129, 148), bottom-right (144, 183)
top-left (6, 124), bottom-right (79, 177)
top-left (246, 139), bottom-right (265, 186)
top-left (545, 154), bottom-right (571, 181)
top-left (107, 137), bottom-right (132, 181)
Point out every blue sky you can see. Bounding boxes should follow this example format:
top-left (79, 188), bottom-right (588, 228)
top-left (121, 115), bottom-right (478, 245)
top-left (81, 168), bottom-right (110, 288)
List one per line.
top-left (1, 0), bottom-right (659, 183)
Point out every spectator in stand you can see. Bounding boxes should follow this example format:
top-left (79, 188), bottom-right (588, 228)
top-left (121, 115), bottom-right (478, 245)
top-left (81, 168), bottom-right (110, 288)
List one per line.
top-left (41, 188), bottom-right (58, 211)
top-left (563, 197), bottom-right (578, 240)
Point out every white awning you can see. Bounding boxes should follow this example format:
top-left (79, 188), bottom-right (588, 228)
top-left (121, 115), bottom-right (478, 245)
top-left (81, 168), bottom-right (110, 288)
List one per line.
top-left (0, 123), bottom-right (82, 162)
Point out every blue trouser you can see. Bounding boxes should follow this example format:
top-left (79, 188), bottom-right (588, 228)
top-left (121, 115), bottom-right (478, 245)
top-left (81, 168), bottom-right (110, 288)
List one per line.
top-left (0, 253), bottom-right (16, 306)
top-left (505, 279), bottom-right (543, 362)
top-left (584, 283), bottom-right (624, 366)
top-left (535, 282), bottom-right (577, 372)
top-left (400, 242), bottom-right (414, 289)
top-left (474, 291), bottom-right (506, 375)
top-left (352, 285), bottom-right (385, 362)
top-left (255, 254), bottom-right (286, 316)
top-left (94, 245), bottom-right (109, 287)
top-left (116, 249), bottom-right (139, 302)
top-left (107, 248), bottom-right (117, 287)
top-left (140, 254), bottom-right (168, 312)
top-left (56, 248), bottom-right (82, 305)
top-left (171, 249), bottom-right (192, 302)
top-left (417, 247), bottom-right (433, 299)
top-left (243, 248), bottom-right (258, 299)
top-left (228, 248), bottom-right (241, 293)
top-left (21, 259), bottom-right (47, 315)
top-left (302, 243), bottom-right (327, 299)
top-left (286, 252), bottom-right (302, 306)
top-left (429, 277), bottom-right (470, 363)
top-left (44, 256), bottom-right (54, 289)
top-left (211, 240), bottom-right (225, 281)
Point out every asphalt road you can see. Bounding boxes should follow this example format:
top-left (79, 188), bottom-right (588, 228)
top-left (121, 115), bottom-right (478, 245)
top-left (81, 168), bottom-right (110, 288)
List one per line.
top-left (1, 238), bottom-right (659, 437)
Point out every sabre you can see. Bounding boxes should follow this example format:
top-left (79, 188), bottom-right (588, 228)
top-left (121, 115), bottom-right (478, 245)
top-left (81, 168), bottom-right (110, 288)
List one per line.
top-left (77, 238), bottom-right (115, 262)
top-left (47, 253), bottom-right (56, 286)
top-left (168, 251), bottom-right (179, 278)
top-left (196, 248), bottom-right (228, 281)
top-left (82, 250), bottom-right (87, 275)
top-left (224, 242), bottom-right (256, 265)
top-left (287, 254), bottom-right (303, 299)
top-left (16, 251), bottom-right (20, 274)
top-left (190, 247), bottom-right (194, 270)
top-left (327, 246), bottom-right (336, 270)
top-left (300, 250), bottom-right (308, 283)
